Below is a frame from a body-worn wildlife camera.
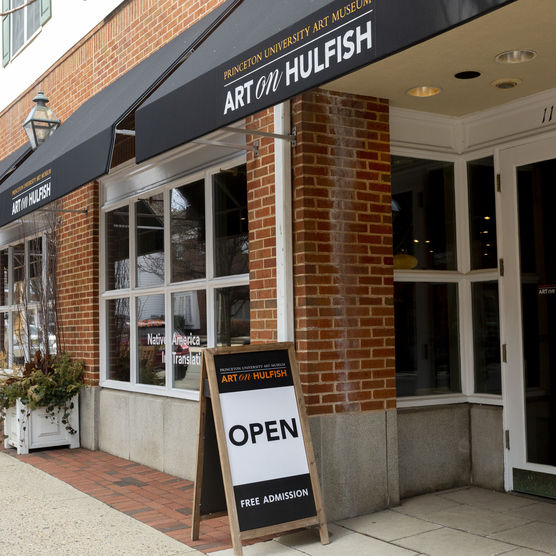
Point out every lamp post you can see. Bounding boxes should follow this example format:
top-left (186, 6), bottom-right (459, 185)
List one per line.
top-left (22, 90), bottom-right (60, 150)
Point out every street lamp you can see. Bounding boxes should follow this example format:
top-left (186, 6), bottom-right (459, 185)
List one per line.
top-left (22, 90), bottom-right (61, 150)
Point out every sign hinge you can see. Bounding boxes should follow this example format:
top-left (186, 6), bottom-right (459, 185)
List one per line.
top-left (502, 343), bottom-right (507, 363)
top-left (499, 258), bottom-right (504, 277)
top-left (505, 429), bottom-right (510, 450)
top-left (496, 173), bottom-right (501, 192)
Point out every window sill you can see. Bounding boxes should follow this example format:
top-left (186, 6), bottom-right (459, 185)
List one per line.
top-left (100, 379), bottom-right (200, 402)
top-left (397, 393), bottom-right (503, 408)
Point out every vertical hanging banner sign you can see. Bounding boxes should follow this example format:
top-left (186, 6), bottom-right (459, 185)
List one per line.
top-left (193, 343), bottom-right (328, 555)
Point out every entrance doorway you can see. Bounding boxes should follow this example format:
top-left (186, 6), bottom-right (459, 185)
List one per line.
top-left (501, 137), bottom-right (556, 498)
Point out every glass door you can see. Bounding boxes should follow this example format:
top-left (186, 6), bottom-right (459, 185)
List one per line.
top-left (500, 137), bottom-right (556, 497)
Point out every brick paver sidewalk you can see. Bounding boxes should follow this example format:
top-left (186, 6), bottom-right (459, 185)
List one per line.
top-left (2, 447), bottom-right (235, 553)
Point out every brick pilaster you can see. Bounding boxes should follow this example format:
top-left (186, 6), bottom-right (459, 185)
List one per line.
top-left (292, 89), bottom-right (396, 416)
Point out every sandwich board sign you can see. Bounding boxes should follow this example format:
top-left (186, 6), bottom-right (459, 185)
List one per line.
top-left (192, 342), bottom-right (329, 555)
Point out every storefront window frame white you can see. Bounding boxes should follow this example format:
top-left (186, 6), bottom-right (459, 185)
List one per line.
top-left (100, 154), bottom-right (249, 401)
top-left (0, 233), bottom-right (49, 367)
top-left (392, 146), bottom-right (503, 408)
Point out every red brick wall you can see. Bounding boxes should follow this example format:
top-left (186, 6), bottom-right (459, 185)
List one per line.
top-left (0, 0), bottom-right (229, 158)
top-left (56, 183), bottom-right (100, 385)
top-left (292, 89), bottom-right (396, 416)
top-left (246, 109), bottom-right (278, 343)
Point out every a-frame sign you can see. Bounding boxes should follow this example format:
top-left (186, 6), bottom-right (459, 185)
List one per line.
top-left (192, 342), bottom-right (329, 555)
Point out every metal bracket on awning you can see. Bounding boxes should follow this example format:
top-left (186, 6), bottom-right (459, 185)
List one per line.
top-left (37, 205), bottom-right (89, 216)
top-left (192, 138), bottom-right (260, 157)
top-left (116, 129), bottom-right (136, 137)
top-left (116, 128), bottom-right (260, 156)
top-left (223, 125), bottom-right (297, 147)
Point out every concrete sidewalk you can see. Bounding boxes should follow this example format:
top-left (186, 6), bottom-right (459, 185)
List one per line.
top-left (211, 487), bottom-right (556, 556)
top-left (3, 448), bottom-right (556, 555)
top-left (0, 451), bottom-right (201, 556)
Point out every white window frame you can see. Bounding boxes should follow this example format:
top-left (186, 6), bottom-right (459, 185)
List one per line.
top-left (0, 233), bottom-right (48, 367)
top-left (100, 155), bottom-right (249, 401)
top-left (393, 146), bottom-right (503, 408)
top-left (9, 0), bottom-right (42, 60)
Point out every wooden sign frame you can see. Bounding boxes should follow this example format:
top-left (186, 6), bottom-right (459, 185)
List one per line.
top-left (192, 342), bottom-right (329, 555)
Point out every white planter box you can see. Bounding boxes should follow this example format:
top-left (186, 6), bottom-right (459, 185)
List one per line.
top-left (3, 396), bottom-right (79, 455)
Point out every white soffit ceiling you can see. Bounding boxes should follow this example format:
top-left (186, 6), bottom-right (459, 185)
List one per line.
top-left (324, 0), bottom-right (556, 116)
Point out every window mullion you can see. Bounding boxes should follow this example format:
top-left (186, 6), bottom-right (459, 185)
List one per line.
top-left (205, 170), bottom-right (215, 348)
top-left (130, 293), bottom-right (137, 387)
top-left (459, 277), bottom-right (474, 396)
top-left (165, 291), bottom-right (172, 390)
top-left (163, 188), bottom-right (170, 286)
top-left (130, 201), bottom-right (137, 290)
top-left (455, 158), bottom-right (470, 274)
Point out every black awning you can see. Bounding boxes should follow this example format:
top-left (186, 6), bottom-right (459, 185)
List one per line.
top-left (0, 0), bottom-right (239, 228)
top-left (136, 0), bottom-right (515, 163)
top-left (0, 144), bottom-right (31, 183)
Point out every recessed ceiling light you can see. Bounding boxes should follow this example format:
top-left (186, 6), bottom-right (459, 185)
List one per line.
top-left (495, 49), bottom-right (536, 64)
top-left (407, 86), bottom-right (442, 98)
top-left (491, 77), bottom-right (522, 90)
top-left (454, 71), bottom-right (481, 80)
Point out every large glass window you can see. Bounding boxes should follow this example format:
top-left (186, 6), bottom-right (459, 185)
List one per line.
top-left (103, 161), bottom-right (250, 395)
top-left (468, 157), bottom-right (497, 270)
top-left (28, 237), bottom-right (42, 303)
top-left (171, 180), bottom-right (205, 283)
top-left (137, 294), bottom-right (165, 386)
top-left (393, 153), bottom-right (502, 400)
top-left (395, 282), bottom-right (460, 396)
top-left (107, 298), bottom-right (130, 382)
top-left (136, 194), bottom-right (164, 288)
top-left (214, 165), bottom-right (249, 277)
top-left (12, 242), bottom-right (24, 305)
top-left (216, 285), bottom-right (250, 347)
top-left (472, 281), bottom-right (501, 394)
top-left (392, 156), bottom-right (456, 271)
top-left (106, 206), bottom-right (130, 290)
top-left (172, 290), bottom-right (206, 390)
top-left (0, 237), bottom-right (52, 367)
top-left (0, 249), bottom-right (8, 306)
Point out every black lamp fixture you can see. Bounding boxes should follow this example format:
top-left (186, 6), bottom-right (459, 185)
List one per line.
top-left (22, 90), bottom-right (61, 150)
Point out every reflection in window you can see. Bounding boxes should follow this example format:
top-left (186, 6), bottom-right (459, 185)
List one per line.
top-left (472, 282), bottom-right (501, 394)
top-left (172, 291), bottom-right (206, 390)
top-left (28, 238), bottom-right (42, 303)
top-left (106, 207), bottom-right (130, 290)
top-left (13, 309), bottom-right (26, 365)
top-left (0, 313), bottom-right (8, 365)
top-left (171, 180), bottom-right (206, 283)
top-left (0, 250), bottom-right (8, 306)
top-left (392, 156), bottom-right (456, 271)
top-left (468, 157), bottom-right (497, 269)
top-left (216, 285), bottom-right (250, 346)
top-left (12, 0), bottom-right (40, 55)
top-left (394, 282), bottom-right (460, 396)
top-left (107, 299), bottom-right (130, 382)
top-left (28, 310), bottom-right (39, 358)
top-left (137, 294), bottom-right (165, 386)
top-left (13, 243), bottom-right (24, 305)
top-left (213, 165), bottom-right (248, 277)
top-left (136, 194), bottom-right (164, 288)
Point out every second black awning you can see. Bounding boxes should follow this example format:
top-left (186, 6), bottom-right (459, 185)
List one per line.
top-left (0, 0), bottom-right (239, 228)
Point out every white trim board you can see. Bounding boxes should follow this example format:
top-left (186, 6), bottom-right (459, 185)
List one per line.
top-left (391, 87), bottom-right (556, 155)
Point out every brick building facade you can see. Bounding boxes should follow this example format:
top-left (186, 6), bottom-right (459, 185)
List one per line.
top-left (2, 0), bottom-right (556, 521)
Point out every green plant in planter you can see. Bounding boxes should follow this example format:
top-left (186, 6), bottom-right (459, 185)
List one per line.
top-left (0, 351), bottom-right (84, 436)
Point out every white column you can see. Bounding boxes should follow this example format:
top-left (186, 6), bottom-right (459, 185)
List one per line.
top-left (274, 102), bottom-right (294, 342)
